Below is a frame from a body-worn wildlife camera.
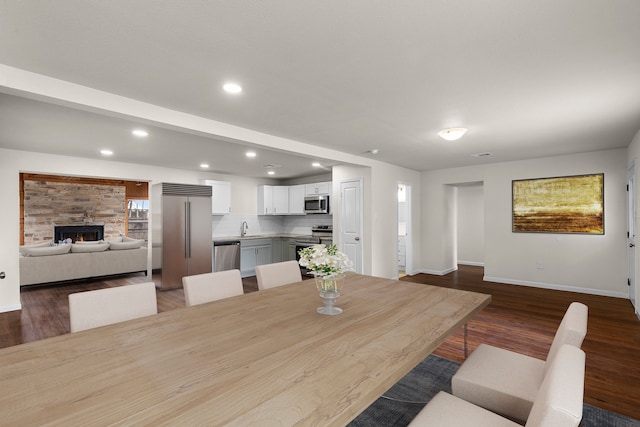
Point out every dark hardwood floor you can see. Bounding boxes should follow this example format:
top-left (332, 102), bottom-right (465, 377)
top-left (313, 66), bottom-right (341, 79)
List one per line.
top-left (1, 266), bottom-right (639, 421)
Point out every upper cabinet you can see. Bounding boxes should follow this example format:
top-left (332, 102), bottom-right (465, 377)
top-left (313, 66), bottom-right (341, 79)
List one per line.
top-left (289, 184), bottom-right (306, 215)
top-left (201, 180), bottom-right (231, 215)
top-left (258, 185), bottom-right (289, 215)
top-left (258, 181), bottom-right (331, 216)
top-left (305, 181), bottom-right (330, 196)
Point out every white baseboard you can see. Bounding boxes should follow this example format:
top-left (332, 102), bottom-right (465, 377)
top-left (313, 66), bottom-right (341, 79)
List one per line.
top-left (0, 303), bottom-right (22, 313)
top-left (416, 266), bottom-right (457, 276)
top-left (483, 276), bottom-right (629, 299)
top-left (458, 261), bottom-right (485, 267)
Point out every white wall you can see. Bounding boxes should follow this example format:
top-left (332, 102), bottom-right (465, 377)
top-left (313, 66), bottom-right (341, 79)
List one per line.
top-left (422, 148), bottom-right (628, 297)
top-left (333, 162), bottom-right (421, 278)
top-left (456, 184), bottom-right (484, 266)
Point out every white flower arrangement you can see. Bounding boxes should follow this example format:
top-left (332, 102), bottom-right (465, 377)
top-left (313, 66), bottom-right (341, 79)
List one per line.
top-left (298, 244), bottom-right (354, 277)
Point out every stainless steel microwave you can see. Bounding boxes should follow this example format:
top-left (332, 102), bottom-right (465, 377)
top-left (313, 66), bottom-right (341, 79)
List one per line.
top-left (304, 195), bottom-right (329, 214)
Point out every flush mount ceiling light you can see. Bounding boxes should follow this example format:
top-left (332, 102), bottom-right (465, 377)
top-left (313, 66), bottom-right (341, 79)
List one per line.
top-left (365, 149), bottom-right (379, 155)
top-left (132, 129), bottom-right (148, 137)
top-left (267, 170), bottom-right (276, 175)
top-left (312, 162), bottom-right (321, 168)
top-left (438, 128), bottom-right (468, 141)
top-left (200, 163), bottom-right (210, 169)
top-left (245, 151), bottom-right (257, 158)
top-left (100, 149), bottom-right (113, 156)
top-left (223, 82), bottom-right (242, 94)
top-left (472, 152), bottom-right (493, 158)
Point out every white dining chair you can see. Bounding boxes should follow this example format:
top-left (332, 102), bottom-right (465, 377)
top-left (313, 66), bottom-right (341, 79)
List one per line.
top-left (451, 301), bottom-right (588, 422)
top-left (255, 260), bottom-right (302, 290)
top-left (69, 282), bottom-right (158, 332)
top-left (182, 269), bottom-right (244, 307)
top-left (409, 344), bottom-right (585, 427)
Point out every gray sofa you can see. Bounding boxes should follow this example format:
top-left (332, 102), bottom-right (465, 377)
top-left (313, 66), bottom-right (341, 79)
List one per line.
top-left (19, 246), bottom-right (148, 286)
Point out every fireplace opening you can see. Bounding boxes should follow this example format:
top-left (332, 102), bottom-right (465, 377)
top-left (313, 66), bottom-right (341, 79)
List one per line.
top-left (54, 225), bottom-right (105, 243)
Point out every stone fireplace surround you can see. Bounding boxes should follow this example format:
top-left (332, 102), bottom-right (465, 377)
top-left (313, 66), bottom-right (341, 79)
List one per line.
top-left (22, 175), bottom-right (126, 245)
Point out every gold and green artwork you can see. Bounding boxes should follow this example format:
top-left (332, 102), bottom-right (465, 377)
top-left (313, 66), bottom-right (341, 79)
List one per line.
top-left (512, 174), bottom-right (604, 234)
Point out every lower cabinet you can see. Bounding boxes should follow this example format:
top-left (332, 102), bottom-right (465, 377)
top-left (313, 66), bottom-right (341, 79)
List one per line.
top-left (240, 238), bottom-right (272, 278)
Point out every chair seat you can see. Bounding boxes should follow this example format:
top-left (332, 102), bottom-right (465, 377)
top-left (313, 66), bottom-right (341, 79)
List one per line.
top-left (408, 391), bottom-right (520, 427)
top-left (452, 343), bottom-right (546, 422)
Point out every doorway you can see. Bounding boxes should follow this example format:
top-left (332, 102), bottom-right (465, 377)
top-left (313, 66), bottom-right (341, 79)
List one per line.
top-left (628, 163), bottom-right (637, 313)
top-left (397, 184), bottom-right (412, 277)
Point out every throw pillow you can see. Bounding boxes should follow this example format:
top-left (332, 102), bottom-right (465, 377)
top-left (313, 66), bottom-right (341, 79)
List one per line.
top-left (109, 240), bottom-right (144, 250)
top-left (19, 241), bottom-right (52, 256)
top-left (71, 242), bottom-right (110, 253)
top-left (21, 244), bottom-right (71, 257)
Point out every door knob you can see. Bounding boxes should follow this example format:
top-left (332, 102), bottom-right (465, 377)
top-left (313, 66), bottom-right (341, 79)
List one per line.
top-left (630, 243), bottom-right (635, 248)
top-left (354, 236), bottom-right (360, 241)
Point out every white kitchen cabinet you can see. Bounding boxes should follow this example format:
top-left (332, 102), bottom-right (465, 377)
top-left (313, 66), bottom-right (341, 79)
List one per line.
top-left (200, 180), bottom-right (231, 215)
top-left (257, 185), bottom-right (273, 215)
top-left (305, 181), bottom-right (330, 196)
top-left (240, 238), bottom-right (272, 277)
top-left (257, 185), bottom-right (289, 215)
top-left (272, 186), bottom-right (289, 214)
top-left (289, 184), bottom-right (306, 215)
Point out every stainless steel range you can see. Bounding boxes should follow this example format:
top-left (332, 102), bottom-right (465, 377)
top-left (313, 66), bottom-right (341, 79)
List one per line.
top-left (295, 225), bottom-right (333, 274)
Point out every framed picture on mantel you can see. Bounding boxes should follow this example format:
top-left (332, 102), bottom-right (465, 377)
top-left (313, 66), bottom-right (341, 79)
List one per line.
top-left (512, 173), bottom-right (604, 234)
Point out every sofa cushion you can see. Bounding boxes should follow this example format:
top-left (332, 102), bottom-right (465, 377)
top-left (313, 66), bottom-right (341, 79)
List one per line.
top-left (71, 242), bottom-right (110, 253)
top-left (109, 240), bottom-right (144, 250)
top-left (75, 240), bottom-right (106, 245)
top-left (21, 244), bottom-right (71, 257)
top-left (19, 241), bottom-right (52, 256)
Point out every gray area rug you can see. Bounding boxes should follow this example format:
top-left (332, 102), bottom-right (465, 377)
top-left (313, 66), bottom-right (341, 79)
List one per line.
top-left (349, 354), bottom-right (640, 427)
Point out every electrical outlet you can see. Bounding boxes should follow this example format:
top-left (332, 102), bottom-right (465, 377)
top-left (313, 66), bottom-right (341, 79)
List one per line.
top-left (536, 262), bottom-right (544, 270)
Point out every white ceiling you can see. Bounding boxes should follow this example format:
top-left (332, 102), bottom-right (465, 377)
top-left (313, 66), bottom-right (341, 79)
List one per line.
top-left (0, 1), bottom-right (639, 177)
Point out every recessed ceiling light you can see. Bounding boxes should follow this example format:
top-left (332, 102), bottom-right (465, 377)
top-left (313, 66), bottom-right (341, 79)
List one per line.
top-left (223, 82), bottom-right (242, 94)
top-left (366, 149), bottom-right (379, 155)
top-left (100, 149), bottom-right (113, 156)
top-left (246, 151), bottom-right (257, 158)
top-left (132, 129), bottom-right (148, 137)
top-left (438, 128), bottom-right (468, 141)
top-left (267, 170), bottom-right (275, 175)
top-left (472, 152), bottom-right (493, 158)
top-left (200, 163), bottom-right (210, 169)
top-left (312, 162), bottom-right (321, 168)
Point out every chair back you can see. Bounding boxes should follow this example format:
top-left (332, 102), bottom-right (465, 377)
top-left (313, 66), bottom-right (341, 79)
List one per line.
top-left (526, 344), bottom-right (585, 427)
top-left (183, 269), bottom-right (244, 307)
top-left (69, 282), bottom-right (158, 332)
top-left (545, 302), bottom-right (588, 373)
top-left (255, 260), bottom-right (302, 290)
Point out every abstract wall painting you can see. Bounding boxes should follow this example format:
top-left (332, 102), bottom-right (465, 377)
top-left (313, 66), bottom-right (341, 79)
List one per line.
top-left (512, 173), bottom-right (604, 234)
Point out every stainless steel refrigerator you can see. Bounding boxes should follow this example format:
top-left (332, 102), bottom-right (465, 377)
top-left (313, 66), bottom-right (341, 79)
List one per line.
top-left (152, 183), bottom-right (212, 290)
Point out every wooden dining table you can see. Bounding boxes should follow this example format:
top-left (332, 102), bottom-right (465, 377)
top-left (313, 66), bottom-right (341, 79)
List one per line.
top-left (0, 273), bottom-right (490, 426)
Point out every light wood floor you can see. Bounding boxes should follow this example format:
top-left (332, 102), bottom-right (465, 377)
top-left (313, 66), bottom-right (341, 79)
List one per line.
top-left (2, 266), bottom-right (639, 421)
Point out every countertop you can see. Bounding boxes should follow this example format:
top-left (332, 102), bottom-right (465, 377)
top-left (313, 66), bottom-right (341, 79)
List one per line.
top-left (213, 233), bottom-right (311, 243)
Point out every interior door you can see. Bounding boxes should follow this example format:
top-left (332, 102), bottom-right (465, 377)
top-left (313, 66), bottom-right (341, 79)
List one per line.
top-left (340, 179), bottom-right (363, 273)
top-left (628, 165), bottom-right (637, 312)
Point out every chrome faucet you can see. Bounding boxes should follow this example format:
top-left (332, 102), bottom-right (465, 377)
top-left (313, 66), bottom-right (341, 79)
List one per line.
top-left (241, 221), bottom-right (248, 237)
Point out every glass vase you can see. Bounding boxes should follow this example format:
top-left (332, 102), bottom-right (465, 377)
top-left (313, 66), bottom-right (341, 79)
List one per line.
top-left (314, 273), bottom-right (345, 315)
